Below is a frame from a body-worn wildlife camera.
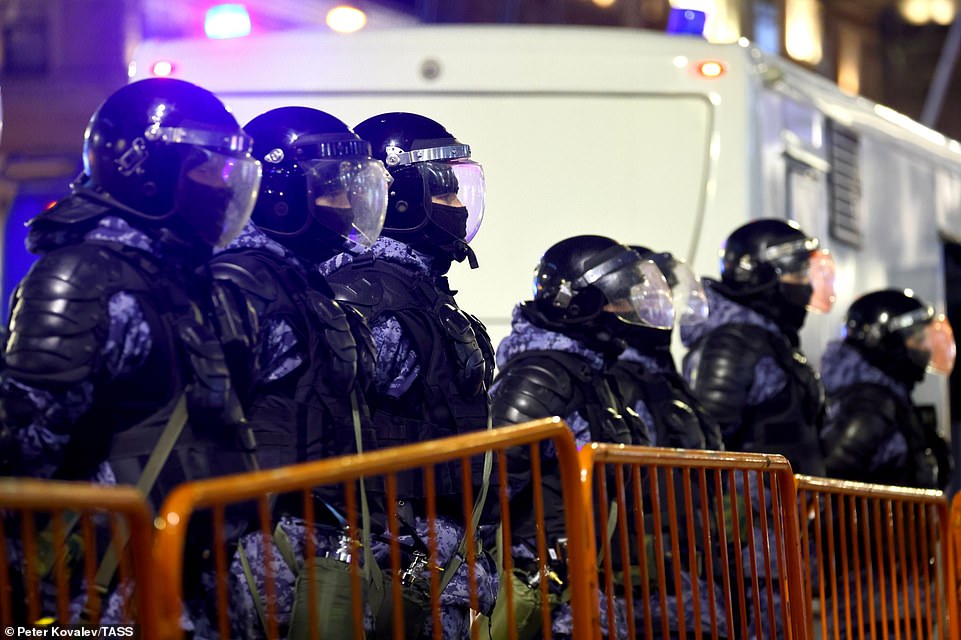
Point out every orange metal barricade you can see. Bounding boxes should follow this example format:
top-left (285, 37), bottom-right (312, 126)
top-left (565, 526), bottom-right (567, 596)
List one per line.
top-left (0, 478), bottom-right (158, 637)
top-left (797, 475), bottom-right (957, 640)
top-left (153, 417), bottom-right (597, 640)
top-left (952, 491), bottom-right (961, 638)
top-left (579, 444), bottom-right (809, 640)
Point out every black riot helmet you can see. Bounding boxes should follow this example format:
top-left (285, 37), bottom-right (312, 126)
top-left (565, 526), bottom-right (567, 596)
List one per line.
top-left (721, 218), bottom-right (817, 291)
top-left (244, 107), bottom-right (389, 261)
top-left (79, 78), bottom-right (261, 248)
top-left (843, 288), bottom-right (956, 384)
top-left (353, 112), bottom-right (485, 269)
top-left (718, 218), bottom-right (835, 333)
top-left (525, 235), bottom-right (673, 354)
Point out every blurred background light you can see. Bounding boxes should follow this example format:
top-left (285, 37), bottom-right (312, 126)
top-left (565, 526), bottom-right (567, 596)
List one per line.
top-left (204, 4), bottom-right (252, 39)
top-left (326, 5), bottom-right (368, 32)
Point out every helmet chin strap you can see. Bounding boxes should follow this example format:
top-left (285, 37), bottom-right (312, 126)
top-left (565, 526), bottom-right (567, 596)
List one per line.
top-left (462, 242), bottom-right (479, 269)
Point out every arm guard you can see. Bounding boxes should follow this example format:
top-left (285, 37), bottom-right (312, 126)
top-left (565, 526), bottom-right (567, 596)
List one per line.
top-left (686, 324), bottom-right (762, 429)
top-left (4, 245), bottom-right (117, 385)
top-left (491, 357), bottom-right (578, 426)
top-left (823, 385), bottom-right (899, 479)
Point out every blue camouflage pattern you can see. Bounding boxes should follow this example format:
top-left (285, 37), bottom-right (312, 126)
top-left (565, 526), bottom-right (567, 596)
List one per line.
top-left (616, 349), bottom-right (729, 638)
top-left (493, 305), bottom-right (631, 638)
top-left (494, 305), bottom-right (600, 450)
top-left (819, 340), bottom-right (910, 471)
top-left (318, 237), bottom-right (428, 398)
top-left (1, 216), bottom-right (280, 637)
top-left (680, 281), bottom-right (789, 438)
top-left (217, 221), bottom-right (304, 383)
top-left (318, 236), bottom-right (496, 637)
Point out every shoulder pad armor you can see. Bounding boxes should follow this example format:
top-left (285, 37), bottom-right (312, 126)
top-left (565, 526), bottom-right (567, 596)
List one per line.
top-left (492, 356), bottom-right (577, 425)
top-left (29, 193), bottom-right (112, 227)
top-left (327, 272), bottom-right (384, 310)
top-left (5, 244), bottom-right (130, 384)
top-left (208, 252), bottom-right (280, 311)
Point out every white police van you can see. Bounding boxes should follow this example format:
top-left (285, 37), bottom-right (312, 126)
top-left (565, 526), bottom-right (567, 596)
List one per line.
top-left (130, 24), bottom-right (961, 449)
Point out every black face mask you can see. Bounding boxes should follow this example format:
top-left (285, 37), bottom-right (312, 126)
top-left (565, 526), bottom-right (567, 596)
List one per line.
top-left (620, 324), bottom-right (672, 353)
top-left (417, 203), bottom-right (479, 270)
top-left (175, 180), bottom-right (233, 247)
top-left (905, 346), bottom-right (932, 383)
top-left (283, 212), bottom-right (350, 263)
top-left (430, 203), bottom-right (469, 240)
top-left (780, 282), bottom-right (813, 308)
top-left (776, 283), bottom-right (811, 332)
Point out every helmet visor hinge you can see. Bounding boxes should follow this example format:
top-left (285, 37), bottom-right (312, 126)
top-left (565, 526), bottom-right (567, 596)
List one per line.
top-left (554, 280), bottom-right (574, 308)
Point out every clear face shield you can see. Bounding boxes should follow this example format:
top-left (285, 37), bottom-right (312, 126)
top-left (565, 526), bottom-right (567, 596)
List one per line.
top-left (161, 123), bottom-right (262, 247)
top-left (807, 249), bottom-right (837, 312)
top-left (586, 253), bottom-right (674, 330)
top-left (422, 159), bottom-right (486, 242)
top-left (660, 255), bottom-right (709, 328)
top-left (766, 238), bottom-right (836, 313)
top-left (302, 157), bottom-right (391, 250)
top-left (896, 309), bottom-right (957, 376)
top-left (926, 314), bottom-right (956, 374)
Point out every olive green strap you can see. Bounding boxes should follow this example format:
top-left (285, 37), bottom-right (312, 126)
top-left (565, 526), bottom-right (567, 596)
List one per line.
top-left (238, 539), bottom-right (270, 635)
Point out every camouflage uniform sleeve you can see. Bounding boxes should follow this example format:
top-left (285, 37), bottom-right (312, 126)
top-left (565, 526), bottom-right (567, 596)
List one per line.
top-left (255, 317), bottom-right (302, 384)
top-left (369, 314), bottom-right (420, 399)
top-left (0, 291), bottom-right (151, 478)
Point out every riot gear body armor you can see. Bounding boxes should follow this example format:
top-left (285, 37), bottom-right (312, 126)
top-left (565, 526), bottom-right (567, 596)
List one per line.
top-left (327, 254), bottom-right (493, 498)
top-left (209, 247), bottom-right (377, 474)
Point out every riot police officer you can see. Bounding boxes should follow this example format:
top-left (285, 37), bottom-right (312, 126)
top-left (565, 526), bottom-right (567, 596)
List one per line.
top-left (209, 106), bottom-right (388, 638)
top-left (490, 234), bottom-right (673, 639)
top-left (820, 288), bottom-right (955, 489)
top-left (0, 78), bottom-right (262, 630)
top-left (611, 247), bottom-right (722, 451)
top-left (680, 217), bottom-right (835, 637)
top-left (680, 218), bottom-right (835, 475)
top-left (323, 112), bottom-right (497, 638)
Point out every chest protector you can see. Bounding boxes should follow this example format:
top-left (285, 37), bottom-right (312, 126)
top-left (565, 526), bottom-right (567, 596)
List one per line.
top-left (609, 360), bottom-right (716, 450)
top-left (209, 249), bottom-right (377, 473)
top-left (495, 349), bottom-right (641, 544)
top-left (830, 382), bottom-right (940, 488)
top-left (327, 256), bottom-right (493, 498)
top-left (727, 323), bottom-right (826, 476)
top-left (6, 239), bottom-right (258, 519)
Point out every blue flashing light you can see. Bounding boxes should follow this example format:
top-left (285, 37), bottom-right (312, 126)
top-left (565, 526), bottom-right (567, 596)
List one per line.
top-left (666, 8), bottom-right (707, 37)
top-left (204, 4), bottom-right (252, 40)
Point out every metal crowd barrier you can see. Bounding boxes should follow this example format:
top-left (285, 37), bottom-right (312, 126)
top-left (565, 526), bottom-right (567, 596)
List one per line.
top-left (0, 478), bottom-right (158, 637)
top-left (153, 417), bottom-right (596, 640)
top-left (579, 444), bottom-right (808, 640)
top-left (796, 475), bottom-right (957, 640)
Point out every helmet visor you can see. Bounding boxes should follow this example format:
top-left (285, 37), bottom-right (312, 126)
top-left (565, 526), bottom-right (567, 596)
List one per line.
top-left (925, 314), bottom-right (956, 375)
top-left (422, 160), bottom-right (485, 242)
top-left (669, 258), bottom-right (709, 327)
top-left (303, 158), bottom-right (390, 249)
top-left (808, 249), bottom-right (837, 313)
top-left (177, 148), bottom-right (262, 247)
top-left (598, 259), bottom-right (674, 329)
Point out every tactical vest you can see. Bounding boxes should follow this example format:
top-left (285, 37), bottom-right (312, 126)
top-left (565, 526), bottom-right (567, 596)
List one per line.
top-left (828, 382), bottom-right (940, 488)
top-left (209, 248), bottom-right (377, 470)
top-left (4, 203), bottom-right (258, 597)
top-left (708, 323), bottom-right (826, 476)
top-left (609, 360), bottom-right (714, 450)
top-left (605, 358), bottom-right (721, 592)
top-left (326, 255), bottom-right (493, 499)
top-left (495, 349), bottom-right (641, 546)
top-left (17, 241), bottom-right (257, 512)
